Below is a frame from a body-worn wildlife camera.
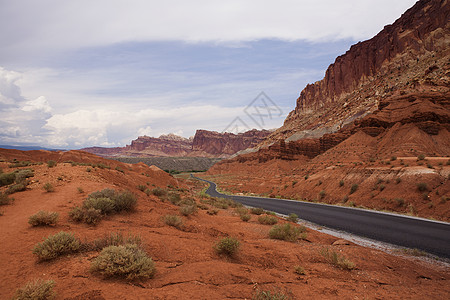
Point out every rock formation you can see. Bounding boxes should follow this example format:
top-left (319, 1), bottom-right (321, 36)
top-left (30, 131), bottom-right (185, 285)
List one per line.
top-left (264, 0), bottom-right (449, 144)
top-left (81, 129), bottom-right (271, 158)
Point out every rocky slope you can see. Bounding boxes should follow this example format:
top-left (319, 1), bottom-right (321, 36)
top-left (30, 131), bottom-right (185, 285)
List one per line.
top-left (264, 0), bottom-right (449, 144)
top-left (1, 149), bottom-right (449, 299)
top-left (82, 129), bottom-right (271, 158)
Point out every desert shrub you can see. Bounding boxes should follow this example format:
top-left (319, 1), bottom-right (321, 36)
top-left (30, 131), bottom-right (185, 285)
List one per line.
top-left (0, 192), bottom-right (13, 205)
top-left (163, 215), bottom-right (183, 229)
top-left (113, 191), bottom-right (137, 212)
top-left (286, 213), bottom-right (298, 223)
top-left (339, 180), bottom-right (344, 187)
top-left (379, 184), bottom-right (385, 191)
top-left (115, 166), bottom-right (125, 173)
top-left (47, 160), bottom-right (57, 168)
top-left (293, 265), bottom-right (305, 275)
top-left (77, 187), bottom-right (84, 193)
top-left (68, 206), bottom-right (84, 222)
top-left (87, 232), bottom-right (141, 251)
top-left (0, 171), bottom-right (16, 186)
top-left (14, 169), bottom-right (34, 183)
top-left (250, 207), bottom-right (264, 215)
top-left (417, 154), bottom-right (425, 160)
top-left (179, 205), bottom-right (196, 216)
top-left (390, 156), bottom-right (397, 161)
top-left (214, 237), bottom-right (240, 256)
top-left (417, 182), bottom-right (428, 192)
top-left (395, 177), bottom-right (402, 184)
top-left (304, 175), bottom-right (309, 180)
top-left (91, 244), bottom-right (155, 280)
top-left (320, 247), bottom-right (355, 270)
top-left (269, 223), bottom-right (305, 242)
top-left (394, 198), bottom-right (405, 207)
top-left (235, 207), bottom-right (248, 215)
top-left (168, 192), bottom-right (181, 205)
top-left (207, 208), bottom-right (219, 215)
top-left (319, 190), bottom-right (326, 199)
top-left (43, 183), bottom-right (54, 193)
top-left (82, 208), bottom-right (103, 225)
top-left (12, 279), bottom-right (55, 300)
top-left (33, 231), bottom-right (81, 261)
top-left (252, 289), bottom-right (291, 300)
top-left (6, 182), bottom-right (27, 194)
top-left (350, 184), bottom-right (358, 194)
top-left (258, 215), bottom-right (278, 225)
top-left (240, 214), bottom-right (251, 222)
top-left (83, 197), bottom-right (115, 214)
top-left (151, 187), bottom-right (167, 198)
top-left (137, 184), bottom-right (146, 192)
top-left (28, 211), bottom-right (59, 226)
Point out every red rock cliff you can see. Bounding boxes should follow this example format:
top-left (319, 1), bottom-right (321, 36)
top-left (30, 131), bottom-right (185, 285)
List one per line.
top-left (268, 0), bottom-right (450, 143)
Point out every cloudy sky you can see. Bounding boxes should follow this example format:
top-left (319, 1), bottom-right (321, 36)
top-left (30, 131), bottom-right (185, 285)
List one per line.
top-left (0, 0), bottom-right (416, 149)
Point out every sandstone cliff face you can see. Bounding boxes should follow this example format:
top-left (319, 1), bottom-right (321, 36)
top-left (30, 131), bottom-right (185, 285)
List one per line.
top-left (267, 0), bottom-right (450, 143)
top-left (81, 129), bottom-right (271, 158)
top-left (191, 129), bottom-right (271, 157)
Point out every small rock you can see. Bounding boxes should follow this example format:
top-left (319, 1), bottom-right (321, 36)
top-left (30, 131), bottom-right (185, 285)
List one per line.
top-left (332, 239), bottom-right (350, 246)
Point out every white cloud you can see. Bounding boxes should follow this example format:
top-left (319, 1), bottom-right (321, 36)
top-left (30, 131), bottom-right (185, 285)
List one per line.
top-left (0, 0), bottom-right (416, 60)
top-left (21, 96), bottom-right (52, 113)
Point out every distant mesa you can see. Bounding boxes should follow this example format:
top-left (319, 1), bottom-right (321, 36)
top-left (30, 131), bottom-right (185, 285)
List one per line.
top-left (80, 129), bottom-right (272, 158)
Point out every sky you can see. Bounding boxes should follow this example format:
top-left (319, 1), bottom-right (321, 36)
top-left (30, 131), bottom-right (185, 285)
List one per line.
top-left (0, 0), bottom-right (417, 149)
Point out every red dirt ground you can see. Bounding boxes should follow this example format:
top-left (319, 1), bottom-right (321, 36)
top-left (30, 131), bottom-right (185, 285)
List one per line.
top-left (1, 150), bottom-right (449, 299)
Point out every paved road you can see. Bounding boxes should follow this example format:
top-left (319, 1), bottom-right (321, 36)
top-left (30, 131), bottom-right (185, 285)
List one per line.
top-left (194, 175), bottom-right (450, 258)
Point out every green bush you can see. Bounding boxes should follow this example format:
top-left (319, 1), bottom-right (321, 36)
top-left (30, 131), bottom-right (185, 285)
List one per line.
top-left (88, 232), bottom-right (141, 251)
top-left (417, 154), bottom-right (425, 160)
top-left (14, 169), bottom-right (34, 183)
top-left (293, 265), bottom-right (305, 275)
top-left (83, 197), bottom-right (115, 214)
top-left (111, 191), bottom-right (137, 212)
top-left (258, 215), bottom-right (278, 225)
top-left (179, 205), bottom-right (196, 216)
top-left (82, 208), bottom-right (103, 225)
top-left (394, 198), bottom-right (405, 207)
top-left (0, 171), bottom-right (16, 186)
top-left (269, 223), bottom-right (306, 242)
top-left (234, 207), bottom-right (248, 216)
top-left (417, 182), bottom-right (428, 192)
top-left (339, 180), bottom-right (344, 187)
top-left (163, 214), bottom-right (183, 229)
top-left (350, 184), bottom-right (358, 194)
top-left (47, 160), bottom-right (57, 168)
top-left (137, 184), bottom-right (146, 192)
top-left (207, 208), bottom-right (219, 215)
top-left (214, 237), bottom-right (240, 256)
top-left (286, 213), bottom-right (298, 223)
top-left (151, 187), bottom-right (167, 198)
top-left (320, 247), bottom-right (355, 270)
top-left (28, 211), bottom-right (59, 226)
top-left (252, 288), bottom-right (291, 300)
top-left (68, 206), bottom-right (84, 222)
top-left (91, 244), bottom-right (155, 280)
top-left (0, 192), bottom-right (13, 205)
top-left (168, 192), bottom-right (181, 205)
top-left (240, 214), bottom-right (251, 222)
top-left (33, 231), bottom-right (81, 261)
top-left (43, 183), bottom-right (54, 193)
top-left (6, 183), bottom-right (27, 194)
top-left (12, 279), bottom-right (55, 300)
top-left (250, 207), bottom-right (264, 215)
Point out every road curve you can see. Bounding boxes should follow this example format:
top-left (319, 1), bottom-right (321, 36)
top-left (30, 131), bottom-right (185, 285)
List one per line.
top-left (193, 175), bottom-right (450, 259)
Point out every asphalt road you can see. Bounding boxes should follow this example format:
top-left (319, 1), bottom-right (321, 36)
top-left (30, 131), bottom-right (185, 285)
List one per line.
top-left (194, 175), bottom-right (450, 259)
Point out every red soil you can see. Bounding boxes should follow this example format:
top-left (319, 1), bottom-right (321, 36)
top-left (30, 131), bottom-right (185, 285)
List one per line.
top-left (0, 149), bottom-right (449, 299)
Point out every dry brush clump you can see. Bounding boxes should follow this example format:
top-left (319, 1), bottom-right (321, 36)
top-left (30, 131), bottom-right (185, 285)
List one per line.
top-left (12, 279), bottom-right (55, 300)
top-left (214, 237), bottom-right (240, 257)
top-left (28, 211), bottom-right (59, 226)
top-left (320, 247), bottom-right (355, 270)
top-left (258, 215), bottom-right (278, 225)
top-left (32, 231), bottom-right (81, 261)
top-left (269, 223), bottom-right (306, 242)
top-left (163, 214), bottom-right (183, 229)
top-left (90, 244), bottom-right (156, 280)
top-left (69, 189), bottom-right (137, 225)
